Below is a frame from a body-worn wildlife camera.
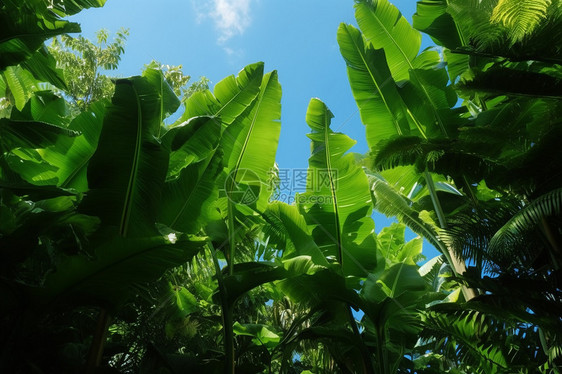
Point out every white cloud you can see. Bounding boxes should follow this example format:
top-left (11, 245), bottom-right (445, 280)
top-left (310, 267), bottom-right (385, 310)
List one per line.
top-left (222, 46), bottom-right (245, 59)
top-left (193, 0), bottom-right (253, 44)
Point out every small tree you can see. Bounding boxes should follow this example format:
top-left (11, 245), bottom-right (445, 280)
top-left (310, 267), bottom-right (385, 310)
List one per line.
top-left (49, 28), bottom-right (129, 111)
top-left (144, 60), bottom-right (210, 102)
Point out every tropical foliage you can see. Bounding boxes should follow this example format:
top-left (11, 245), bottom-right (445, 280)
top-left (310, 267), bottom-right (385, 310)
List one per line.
top-left (48, 28), bottom-right (129, 111)
top-left (338, 0), bottom-right (562, 372)
top-left (0, 0), bottom-right (561, 373)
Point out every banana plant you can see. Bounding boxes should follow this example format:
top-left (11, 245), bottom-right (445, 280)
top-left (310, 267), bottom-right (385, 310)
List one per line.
top-left (0, 67), bottom-right (226, 371)
top-left (0, 0), bottom-right (105, 87)
top-left (338, 0), bottom-right (484, 300)
top-left (176, 62), bottom-right (281, 264)
top-left (298, 97), bottom-right (379, 371)
top-left (271, 98), bottom-right (434, 373)
top-left (339, 1), bottom-right (562, 372)
top-left (298, 98), bottom-right (379, 278)
top-left (275, 220), bottom-right (437, 373)
top-left (168, 61), bottom-right (285, 372)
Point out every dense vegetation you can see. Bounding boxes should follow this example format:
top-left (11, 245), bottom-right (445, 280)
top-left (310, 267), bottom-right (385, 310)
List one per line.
top-left (1, 0), bottom-right (561, 373)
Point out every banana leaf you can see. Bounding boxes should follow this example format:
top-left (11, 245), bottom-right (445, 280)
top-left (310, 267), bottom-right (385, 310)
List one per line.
top-left (80, 75), bottom-right (168, 237)
top-left (299, 98), bottom-right (378, 277)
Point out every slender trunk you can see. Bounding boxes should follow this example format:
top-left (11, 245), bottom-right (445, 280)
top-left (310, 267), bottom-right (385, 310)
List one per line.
top-left (374, 325), bottom-right (387, 374)
top-left (227, 200), bottom-right (236, 276)
top-left (540, 217), bottom-right (561, 270)
top-left (209, 243), bottom-right (235, 374)
top-left (424, 171), bottom-right (477, 301)
top-left (347, 307), bottom-right (374, 374)
top-left (223, 307), bottom-right (235, 374)
top-left (225, 198), bottom-right (237, 371)
top-left (85, 308), bottom-right (111, 374)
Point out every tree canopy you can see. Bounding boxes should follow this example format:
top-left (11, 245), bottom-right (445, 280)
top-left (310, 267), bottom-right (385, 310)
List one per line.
top-left (0, 0), bottom-right (561, 373)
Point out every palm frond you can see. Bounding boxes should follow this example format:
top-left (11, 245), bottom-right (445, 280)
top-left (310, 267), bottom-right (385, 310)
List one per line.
top-left (421, 298), bottom-right (562, 373)
top-left (491, 0), bottom-right (552, 44)
top-left (456, 274), bottom-right (562, 329)
top-left (448, 0), bottom-right (507, 52)
top-left (420, 307), bottom-right (510, 374)
top-left (438, 198), bottom-right (520, 272)
top-left (489, 187), bottom-right (562, 266)
top-left (369, 173), bottom-right (445, 255)
top-left (371, 135), bottom-right (506, 185)
top-left (458, 66), bottom-right (562, 99)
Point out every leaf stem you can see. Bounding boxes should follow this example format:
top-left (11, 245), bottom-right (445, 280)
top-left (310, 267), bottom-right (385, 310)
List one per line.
top-left (209, 242), bottom-right (235, 373)
top-left (347, 307), bottom-right (374, 374)
top-left (227, 199), bottom-right (236, 276)
top-left (85, 308), bottom-right (111, 374)
top-left (424, 170), bottom-right (476, 300)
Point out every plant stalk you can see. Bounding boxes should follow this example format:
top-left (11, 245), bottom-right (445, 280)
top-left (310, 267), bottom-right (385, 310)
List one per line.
top-left (424, 171), bottom-right (477, 301)
top-left (347, 307), bottom-right (374, 374)
top-left (85, 308), bottom-right (111, 374)
top-left (540, 217), bottom-right (561, 270)
top-left (374, 325), bottom-right (388, 374)
top-left (227, 199), bottom-right (236, 276)
top-left (209, 243), bottom-right (235, 373)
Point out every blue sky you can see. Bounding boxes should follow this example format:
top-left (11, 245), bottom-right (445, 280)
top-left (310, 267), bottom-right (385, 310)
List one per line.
top-left (70, 0), bottom-right (418, 169)
top-left (69, 0), bottom-right (436, 255)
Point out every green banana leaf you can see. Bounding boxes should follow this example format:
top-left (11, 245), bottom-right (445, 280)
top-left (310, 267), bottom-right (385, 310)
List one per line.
top-left (360, 262), bottom-right (429, 371)
top-left (337, 23), bottom-right (414, 149)
top-left (180, 62), bottom-right (264, 126)
top-left (48, 0), bottom-right (107, 17)
top-left (1, 91), bottom-right (83, 187)
top-left (177, 63), bottom-right (281, 212)
top-left (412, 0), bottom-right (464, 49)
top-left (0, 118), bottom-right (79, 152)
top-left (262, 201), bottom-right (329, 267)
top-left (299, 98), bottom-right (378, 277)
top-left (278, 268), bottom-right (363, 310)
top-left (0, 0), bottom-right (105, 70)
top-left (21, 46), bottom-right (67, 90)
top-left (221, 262), bottom-right (287, 307)
top-left (2, 65), bottom-right (38, 111)
top-left (142, 67), bottom-right (181, 127)
top-left (10, 90), bottom-right (70, 126)
top-left (164, 116), bottom-right (222, 179)
top-left (157, 115), bottom-right (224, 234)
top-left (35, 233), bottom-right (205, 305)
top-left (80, 75), bottom-right (169, 237)
top-left (221, 70), bottom-right (282, 211)
top-left (346, 0), bottom-right (458, 143)
top-left (40, 100), bottom-right (105, 191)
top-left (354, 0), bottom-right (421, 83)
top-left (377, 222), bottom-right (423, 266)
top-left (220, 255), bottom-right (325, 308)
top-left (157, 152), bottom-right (222, 234)
top-left (233, 322), bottom-right (281, 350)
top-left (2, 99), bottom-right (103, 190)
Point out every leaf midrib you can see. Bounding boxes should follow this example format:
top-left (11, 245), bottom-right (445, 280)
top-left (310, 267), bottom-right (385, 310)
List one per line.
top-left (361, 3), bottom-right (449, 137)
top-left (228, 73), bottom-right (272, 194)
top-left (321, 108), bottom-right (344, 266)
top-left (344, 26), bottom-right (404, 137)
top-left (214, 71), bottom-right (261, 120)
top-left (169, 155), bottom-right (214, 228)
top-left (120, 83), bottom-right (142, 237)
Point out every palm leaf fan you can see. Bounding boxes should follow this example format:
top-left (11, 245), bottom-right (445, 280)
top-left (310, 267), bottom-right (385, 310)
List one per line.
top-left (488, 187), bottom-right (562, 269)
